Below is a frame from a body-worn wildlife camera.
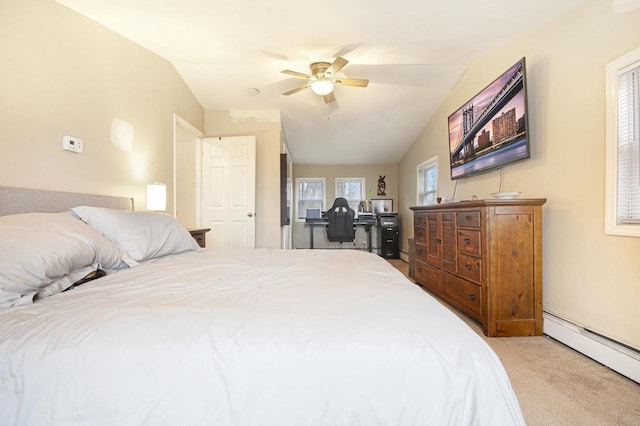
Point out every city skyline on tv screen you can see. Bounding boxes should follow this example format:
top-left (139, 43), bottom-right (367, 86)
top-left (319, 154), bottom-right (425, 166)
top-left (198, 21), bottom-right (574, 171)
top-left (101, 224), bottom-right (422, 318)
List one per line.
top-left (448, 58), bottom-right (529, 180)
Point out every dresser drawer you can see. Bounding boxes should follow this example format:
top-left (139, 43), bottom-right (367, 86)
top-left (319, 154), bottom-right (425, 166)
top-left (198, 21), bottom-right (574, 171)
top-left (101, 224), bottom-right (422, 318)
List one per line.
top-left (458, 253), bottom-right (482, 283)
top-left (192, 233), bottom-right (206, 248)
top-left (415, 212), bottom-right (426, 227)
top-left (188, 228), bottom-right (210, 248)
top-left (457, 210), bottom-right (481, 228)
top-left (458, 229), bottom-right (481, 256)
top-left (441, 272), bottom-right (482, 321)
top-left (415, 242), bottom-right (426, 262)
top-left (414, 225), bottom-right (426, 245)
top-left (415, 260), bottom-right (440, 293)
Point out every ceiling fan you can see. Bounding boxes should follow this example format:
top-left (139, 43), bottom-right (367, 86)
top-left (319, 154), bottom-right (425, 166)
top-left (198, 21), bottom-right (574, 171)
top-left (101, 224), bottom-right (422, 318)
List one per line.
top-left (281, 57), bottom-right (369, 103)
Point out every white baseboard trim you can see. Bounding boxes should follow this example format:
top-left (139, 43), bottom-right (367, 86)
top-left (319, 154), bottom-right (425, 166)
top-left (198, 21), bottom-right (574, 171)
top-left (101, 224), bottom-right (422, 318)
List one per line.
top-left (543, 312), bottom-right (640, 383)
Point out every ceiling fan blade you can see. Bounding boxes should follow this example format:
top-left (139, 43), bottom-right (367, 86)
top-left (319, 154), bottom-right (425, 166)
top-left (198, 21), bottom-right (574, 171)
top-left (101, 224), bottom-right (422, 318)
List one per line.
top-left (334, 78), bottom-right (369, 87)
top-left (283, 85), bottom-right (309, 96)
top-left (326, 57), bottom-right (348, 76)
top-left (281, 69), bottom-right (311, 79)
top-left (323, 92), bottom-right (336, 104)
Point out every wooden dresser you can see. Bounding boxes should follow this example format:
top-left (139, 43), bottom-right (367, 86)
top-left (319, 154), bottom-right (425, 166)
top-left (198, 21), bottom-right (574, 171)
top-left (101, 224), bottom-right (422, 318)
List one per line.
top-left (410, 198), bottom-right (546, 337)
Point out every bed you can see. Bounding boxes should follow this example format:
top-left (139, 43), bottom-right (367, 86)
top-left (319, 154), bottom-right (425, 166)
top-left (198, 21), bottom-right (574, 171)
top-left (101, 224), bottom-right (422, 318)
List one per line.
top-left (0, 187), bottom-right (525, 425)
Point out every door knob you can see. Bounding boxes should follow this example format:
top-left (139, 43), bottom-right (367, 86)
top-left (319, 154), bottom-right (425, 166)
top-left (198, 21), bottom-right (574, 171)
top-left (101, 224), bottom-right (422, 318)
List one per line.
top-left (247, 212), bottom-right (254, 217)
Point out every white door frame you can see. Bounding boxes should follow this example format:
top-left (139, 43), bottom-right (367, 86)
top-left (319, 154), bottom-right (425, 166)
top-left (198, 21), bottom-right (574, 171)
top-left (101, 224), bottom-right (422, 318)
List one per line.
top-left (172, 113), bottom-right (204, 219)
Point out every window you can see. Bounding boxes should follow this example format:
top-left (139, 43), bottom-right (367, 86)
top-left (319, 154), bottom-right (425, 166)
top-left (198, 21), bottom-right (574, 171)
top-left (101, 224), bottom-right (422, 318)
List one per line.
top-left (605, 47), bottom-right (640, 237)
top-left (335, 177), bottom-right (365, 213)
top-left (296, 177), bottom-right (325, 222)
top-left (417, 156), bottom-right (438, 205)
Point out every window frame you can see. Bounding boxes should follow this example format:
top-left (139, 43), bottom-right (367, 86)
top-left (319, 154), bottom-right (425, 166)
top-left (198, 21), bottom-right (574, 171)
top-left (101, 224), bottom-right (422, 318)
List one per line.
top-left (417, 156), bottom-right (438, 206)
top-left (295, 177), bottom-right (326, 223)
top-left (335, 177), bottom-right (366, 214)
top-left (605, 46), bottom-right (640, 237)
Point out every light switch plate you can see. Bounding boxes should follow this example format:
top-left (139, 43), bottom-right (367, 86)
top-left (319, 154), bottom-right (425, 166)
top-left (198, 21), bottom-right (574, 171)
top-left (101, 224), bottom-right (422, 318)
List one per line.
top-left (62, 135), bottom-right (83, 153)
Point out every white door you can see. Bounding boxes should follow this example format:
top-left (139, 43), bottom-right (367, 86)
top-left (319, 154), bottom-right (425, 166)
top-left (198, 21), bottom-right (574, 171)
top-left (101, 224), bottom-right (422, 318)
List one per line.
top-left (201, 136), bottom-right (256, 248)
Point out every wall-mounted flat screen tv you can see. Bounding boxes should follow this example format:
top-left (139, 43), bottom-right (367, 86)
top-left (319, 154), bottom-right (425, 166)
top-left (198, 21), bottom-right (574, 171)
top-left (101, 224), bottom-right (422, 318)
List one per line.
top-left (448, 57), bottom-right (530, 180)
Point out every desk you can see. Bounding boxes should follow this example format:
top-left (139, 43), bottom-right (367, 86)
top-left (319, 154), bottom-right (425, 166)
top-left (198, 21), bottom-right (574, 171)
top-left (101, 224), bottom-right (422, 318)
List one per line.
top-left (305, 219), bottom-right (376, 251)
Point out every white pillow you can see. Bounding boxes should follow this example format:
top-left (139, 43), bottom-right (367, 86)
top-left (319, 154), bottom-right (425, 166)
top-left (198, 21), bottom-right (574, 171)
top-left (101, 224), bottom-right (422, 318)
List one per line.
top-left (0, 212), bottom-right (128, 308)
top-left (71, 206), bottom-right (200, 264)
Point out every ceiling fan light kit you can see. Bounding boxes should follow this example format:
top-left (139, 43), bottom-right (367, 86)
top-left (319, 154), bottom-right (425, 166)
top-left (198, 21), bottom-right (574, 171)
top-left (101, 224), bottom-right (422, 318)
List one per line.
top-left (310, 80), bottom-right (334, 95)
top-left (281, 56), bottom-right (369, 103)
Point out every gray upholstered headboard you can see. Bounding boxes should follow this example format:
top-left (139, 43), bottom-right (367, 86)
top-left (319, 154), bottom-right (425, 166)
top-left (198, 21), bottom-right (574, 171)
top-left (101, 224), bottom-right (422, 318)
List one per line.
top-left (0, 186), bottom-right (134, 216)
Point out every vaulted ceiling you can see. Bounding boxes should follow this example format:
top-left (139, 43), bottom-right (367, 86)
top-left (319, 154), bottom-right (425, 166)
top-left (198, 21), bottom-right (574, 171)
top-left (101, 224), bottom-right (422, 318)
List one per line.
top-left (56, 0), bottom-right (592, 165)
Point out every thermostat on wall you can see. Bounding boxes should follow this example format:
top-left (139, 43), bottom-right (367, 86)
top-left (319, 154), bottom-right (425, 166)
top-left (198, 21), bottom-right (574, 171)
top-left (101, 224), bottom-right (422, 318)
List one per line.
top-left (62, 135), bottom-right (83, 153)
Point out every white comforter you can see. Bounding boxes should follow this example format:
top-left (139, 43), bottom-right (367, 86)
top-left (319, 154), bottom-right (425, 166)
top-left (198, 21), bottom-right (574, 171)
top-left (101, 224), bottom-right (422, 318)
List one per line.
top-left (0, 249), bottom-right (524, 425)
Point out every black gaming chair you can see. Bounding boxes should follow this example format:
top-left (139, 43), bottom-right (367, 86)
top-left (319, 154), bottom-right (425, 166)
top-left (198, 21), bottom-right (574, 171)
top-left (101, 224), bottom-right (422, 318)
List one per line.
top-left (326, 197), bottom-right (356, 243)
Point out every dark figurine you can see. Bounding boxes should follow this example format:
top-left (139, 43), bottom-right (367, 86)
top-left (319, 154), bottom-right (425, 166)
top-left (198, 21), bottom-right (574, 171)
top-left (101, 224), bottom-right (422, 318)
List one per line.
top-left (377, 175), bottom-right (386, 196)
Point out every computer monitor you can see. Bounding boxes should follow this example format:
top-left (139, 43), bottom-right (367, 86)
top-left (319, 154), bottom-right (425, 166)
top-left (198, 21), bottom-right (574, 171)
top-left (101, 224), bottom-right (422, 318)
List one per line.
top-left (306, 208), bottom-right (321, 220)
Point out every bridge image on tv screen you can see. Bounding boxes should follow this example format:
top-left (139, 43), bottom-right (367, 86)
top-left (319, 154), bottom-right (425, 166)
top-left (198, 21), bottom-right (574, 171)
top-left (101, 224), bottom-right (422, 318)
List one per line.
top-left (448, 58), bottom-right (530, 180)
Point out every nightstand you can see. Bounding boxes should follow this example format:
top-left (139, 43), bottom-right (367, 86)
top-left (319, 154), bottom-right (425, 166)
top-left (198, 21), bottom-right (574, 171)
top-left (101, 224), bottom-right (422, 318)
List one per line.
top-left (188, 228), bottom-right (210, 248)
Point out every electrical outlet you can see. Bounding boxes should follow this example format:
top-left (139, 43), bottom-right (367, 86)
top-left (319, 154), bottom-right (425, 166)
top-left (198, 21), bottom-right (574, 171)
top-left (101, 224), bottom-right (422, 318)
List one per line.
top-left (62, 135), bottom-right (83, 153)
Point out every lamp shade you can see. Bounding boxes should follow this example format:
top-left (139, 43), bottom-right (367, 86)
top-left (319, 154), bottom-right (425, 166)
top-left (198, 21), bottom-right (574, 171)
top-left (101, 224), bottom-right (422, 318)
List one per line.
top-left (146, 183), bottom-right (166, 211)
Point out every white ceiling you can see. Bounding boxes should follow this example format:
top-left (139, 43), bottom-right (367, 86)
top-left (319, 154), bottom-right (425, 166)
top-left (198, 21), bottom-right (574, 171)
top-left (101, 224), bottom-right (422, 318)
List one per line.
top-left (56, 0), bottom-right (591, 165)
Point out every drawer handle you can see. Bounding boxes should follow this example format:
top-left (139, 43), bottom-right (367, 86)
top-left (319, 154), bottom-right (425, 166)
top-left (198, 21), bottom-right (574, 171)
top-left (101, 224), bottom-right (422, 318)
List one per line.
top-left (468, 293), bottom-right (476, 301)
top-left (436, 238), bottom-right (442, 243)
top-left (465, 263), bottom-right (472, 271)
top-left (463, 237), bottom-right (471, 245)
top-left (465, 215), bottom-right (473, 221)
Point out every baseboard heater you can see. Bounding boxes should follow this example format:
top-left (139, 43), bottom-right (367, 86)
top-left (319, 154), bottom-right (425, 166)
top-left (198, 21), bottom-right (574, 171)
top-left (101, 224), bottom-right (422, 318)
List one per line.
top-left (543, 311), bottom-right (640, 384)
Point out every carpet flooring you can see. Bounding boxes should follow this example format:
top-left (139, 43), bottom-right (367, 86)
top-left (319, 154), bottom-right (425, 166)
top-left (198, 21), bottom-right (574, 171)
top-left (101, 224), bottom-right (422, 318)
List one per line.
top-left (387, 259), bottom-right (640, 425)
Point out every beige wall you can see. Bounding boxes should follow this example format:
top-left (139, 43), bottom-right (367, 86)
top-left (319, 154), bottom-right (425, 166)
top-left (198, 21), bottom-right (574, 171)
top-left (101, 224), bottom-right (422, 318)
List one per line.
top-left (175, 125), bottom-right (199, 228)
top-left (203, 111), bottom-right (282, 249)
top-left (292, 164), bottom-right (398, 249)
top-left (0, 0), bottom-right (204, 210)
top-left (398, 0), bottom-right (640, 348)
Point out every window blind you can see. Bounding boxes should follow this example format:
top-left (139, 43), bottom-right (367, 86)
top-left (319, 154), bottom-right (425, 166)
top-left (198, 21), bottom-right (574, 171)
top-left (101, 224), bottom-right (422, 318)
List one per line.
top-left (418, 160), bottom-right (437, 205)
top-left (336, 178), bottom-right (365, 213)
top-left (297, 179), bottom-right (324, 220)
top-left (617, 63), bottom-right (640, 224)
